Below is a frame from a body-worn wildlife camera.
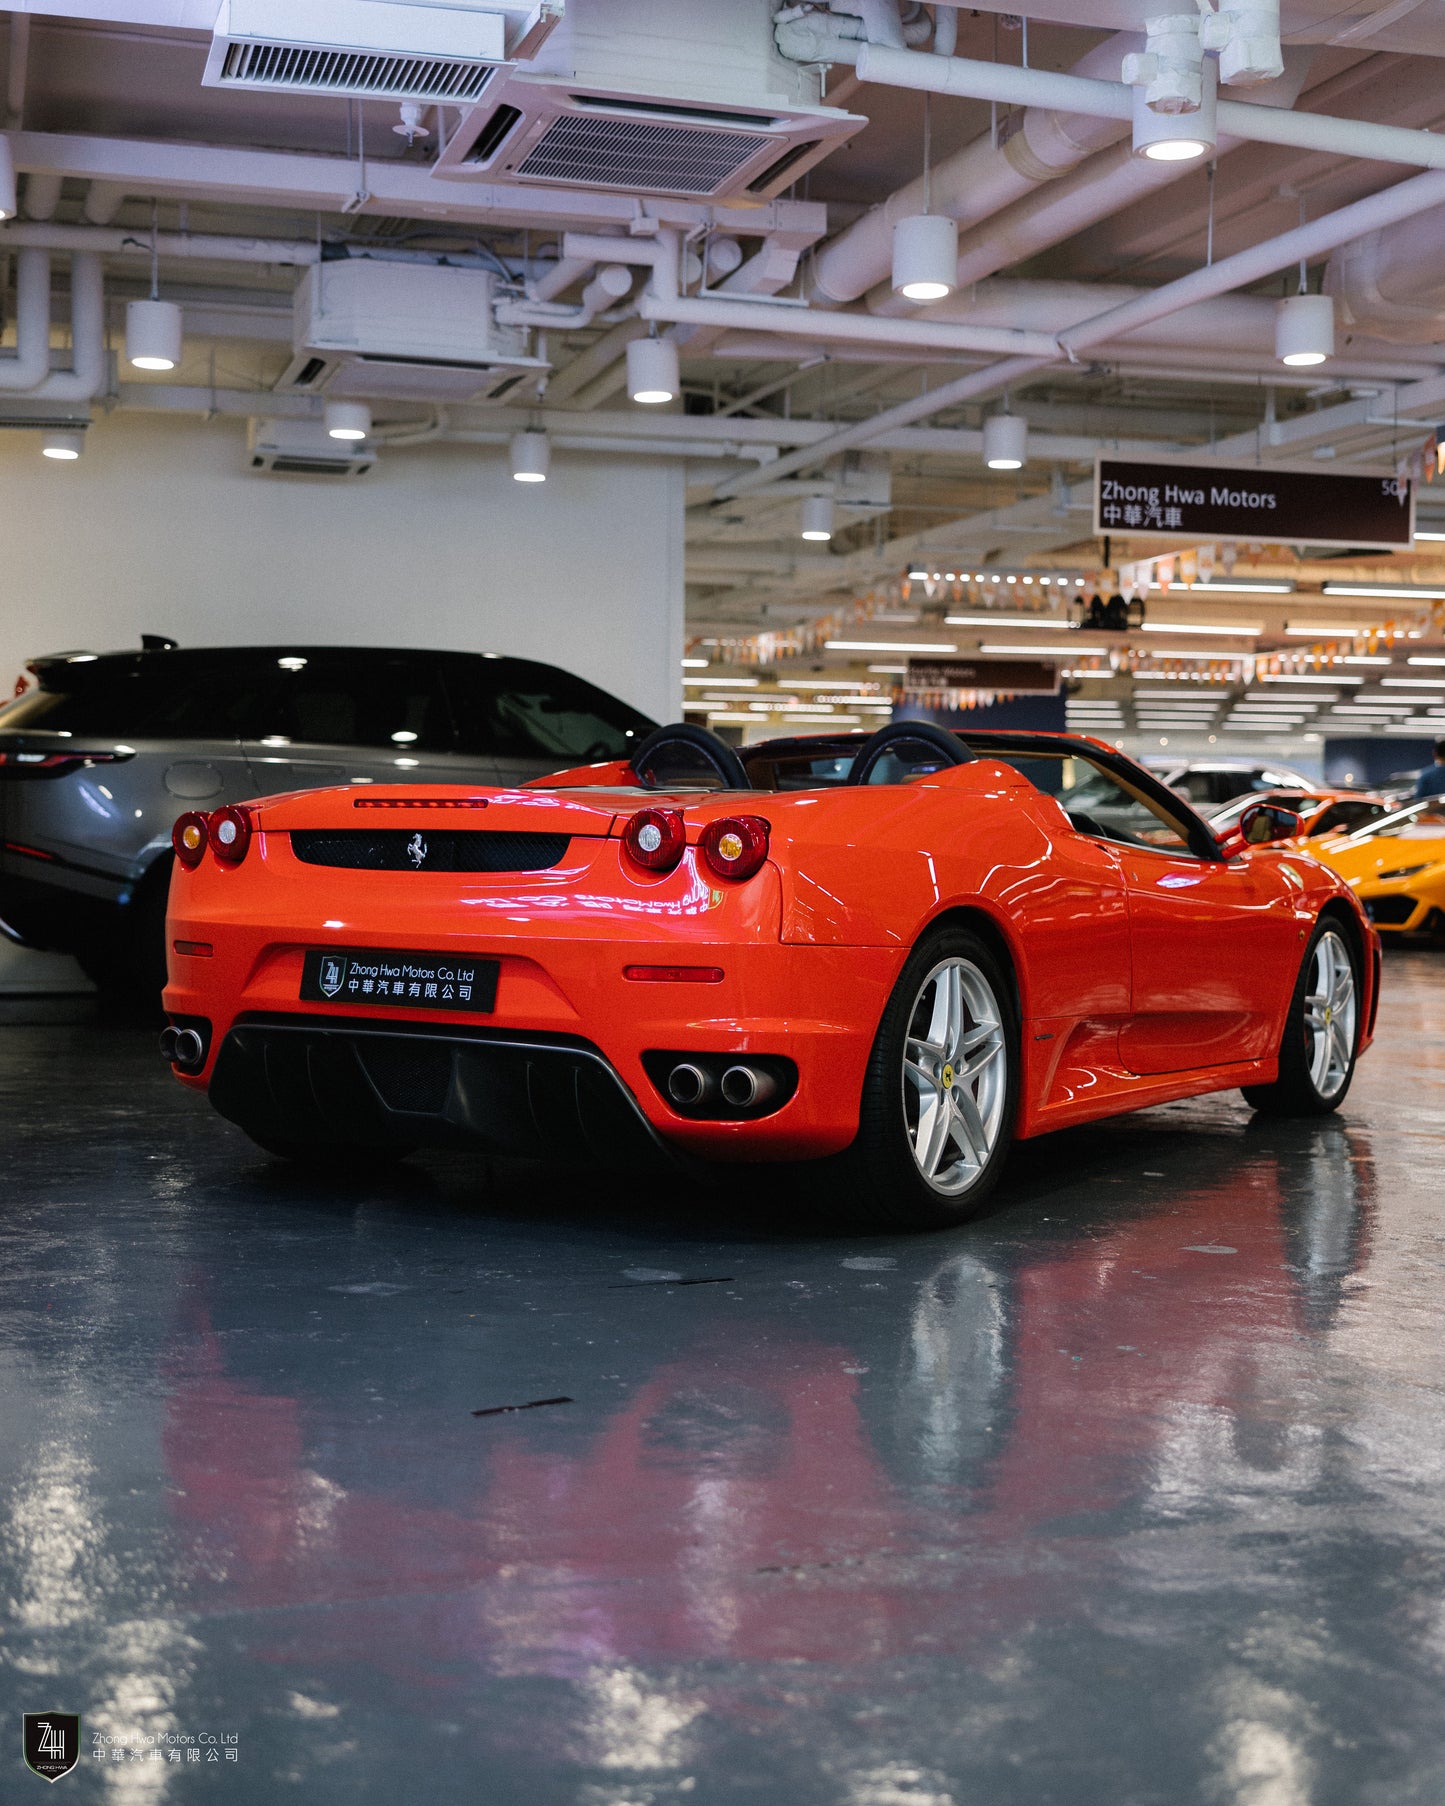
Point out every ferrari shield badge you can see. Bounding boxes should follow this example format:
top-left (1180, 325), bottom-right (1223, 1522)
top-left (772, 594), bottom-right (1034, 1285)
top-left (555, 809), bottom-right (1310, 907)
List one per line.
top-left (318, 955), bottom-right (348, 999)
top-left (23, 1713), bottom-right (80, 1783)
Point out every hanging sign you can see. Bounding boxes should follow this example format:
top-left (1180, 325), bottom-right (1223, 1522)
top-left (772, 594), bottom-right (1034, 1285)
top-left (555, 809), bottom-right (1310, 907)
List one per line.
top-left (1093, 454), bottom-right (1414, 550)
top-left (906, 657), bottom-right (1059, 695)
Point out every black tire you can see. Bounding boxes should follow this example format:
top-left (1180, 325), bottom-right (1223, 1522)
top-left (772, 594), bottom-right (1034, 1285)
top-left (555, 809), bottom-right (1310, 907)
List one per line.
top-left (1242, 916), bottom-right (1361, 1117)
top-left (825, 925), bottom-right (1019, 1230)
top-left (245, 1134), bottom-right (419, 1168)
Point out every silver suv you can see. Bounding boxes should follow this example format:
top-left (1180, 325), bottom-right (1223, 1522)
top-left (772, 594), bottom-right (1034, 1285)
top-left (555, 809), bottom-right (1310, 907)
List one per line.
top-left (0, 641), bottom-right (654, 997)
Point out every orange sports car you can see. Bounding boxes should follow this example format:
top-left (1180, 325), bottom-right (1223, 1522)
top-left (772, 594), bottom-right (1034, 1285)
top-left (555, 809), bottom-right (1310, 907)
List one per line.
top-left (161, 723), bottom-right (1378, 1230)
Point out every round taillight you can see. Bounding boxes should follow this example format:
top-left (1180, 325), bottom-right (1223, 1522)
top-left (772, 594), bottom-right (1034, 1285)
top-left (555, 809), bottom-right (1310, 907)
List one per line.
top-left (172, 812), bottom-right (209, 868)
top-left (700, 815), bottom-right (770, 881)
top-left (207, 805), bottom-right (252, 864)
top-left (623, 807), bottom-right (686, 872)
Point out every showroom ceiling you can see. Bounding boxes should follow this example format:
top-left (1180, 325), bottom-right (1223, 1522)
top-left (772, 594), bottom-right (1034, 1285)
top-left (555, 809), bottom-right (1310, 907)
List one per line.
top-left (4, 0), bottom-right (1445, 747)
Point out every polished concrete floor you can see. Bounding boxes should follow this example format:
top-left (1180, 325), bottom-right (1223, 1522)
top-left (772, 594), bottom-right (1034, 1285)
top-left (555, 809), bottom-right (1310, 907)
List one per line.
top-left (2, 958), bottom-right (1444, 1804)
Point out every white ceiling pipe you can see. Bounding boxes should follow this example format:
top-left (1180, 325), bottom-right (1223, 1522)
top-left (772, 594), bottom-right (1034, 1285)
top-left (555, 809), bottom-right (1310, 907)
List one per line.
top-left (809, 32), bottom-right (1141, 307)
top-left (81, 180), bottom-right (126, 225)
top-left (498, 262), bottom-right (633, 330)
top-left (855, 42), bottom-right (1445, 171)
top-left (713, 163), bottom-right (1445, 501)
top-left (637, 289), bottom-right (1059, 359)
top-left (0, 246), bottom-right (52, 390)
top-left (1325, 196), bottom-right (1445, 344)
top-left (910, 54), bottom-right (1312, 305)
top-left (0, 220), bottom-right (322, 263)
top-left (21, 170), bottom-right (61, 220)
top-left (16, 131), bottom-right (827, 250)
top-left (529, 254), bottom-right (600, 304)
top-left (1055, 169), bottom-right (1445, 359)
top-left (25, 252), bottom-right (105, 402)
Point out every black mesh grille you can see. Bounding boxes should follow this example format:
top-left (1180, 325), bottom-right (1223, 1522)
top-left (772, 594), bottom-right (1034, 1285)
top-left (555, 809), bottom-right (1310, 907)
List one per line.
top-left (290, 830), bottom-right (571, 872)
top-left (1366, 895), bottom-right (1419, 925)
top-left (358, 1040), bottom-right (454, 1113)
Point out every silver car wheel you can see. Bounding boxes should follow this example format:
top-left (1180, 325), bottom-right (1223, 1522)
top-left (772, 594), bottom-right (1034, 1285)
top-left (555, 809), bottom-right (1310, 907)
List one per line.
top-left (901, 957), bottom-right (1008, 1197)
top-left (1304, 927), bottom-right (1358, 1102)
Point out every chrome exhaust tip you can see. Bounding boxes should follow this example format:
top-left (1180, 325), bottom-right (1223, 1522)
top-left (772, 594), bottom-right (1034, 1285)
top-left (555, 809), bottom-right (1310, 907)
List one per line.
top-left (170, 1028), bottom-right (204, 1067)
top-left (158, 1027), bottom-right (178, 1062)
top-left (720, 1064), bottom-right (776, 1109)
top-left (666, 1062), bottom-right (711, 1107)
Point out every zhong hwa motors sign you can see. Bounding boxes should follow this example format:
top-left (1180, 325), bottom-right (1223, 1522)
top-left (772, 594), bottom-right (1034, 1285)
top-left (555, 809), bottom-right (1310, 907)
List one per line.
top-left (1093, 455), bottom-right (1413, 551)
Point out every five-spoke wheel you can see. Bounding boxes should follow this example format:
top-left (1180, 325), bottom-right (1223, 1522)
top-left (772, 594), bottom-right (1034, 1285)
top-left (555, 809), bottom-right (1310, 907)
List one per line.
top-left (1244, 916), bottom-right (1362, 1117)
top-left (830, 925), bottom-right (1018, 1228)
top-left (902, 957), bottom-right (1009, 1195)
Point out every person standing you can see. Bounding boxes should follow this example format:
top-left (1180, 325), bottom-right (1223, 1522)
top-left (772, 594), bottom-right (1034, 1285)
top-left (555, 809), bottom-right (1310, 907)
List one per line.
top-left (1413, 739), bottom-right (1445, 799)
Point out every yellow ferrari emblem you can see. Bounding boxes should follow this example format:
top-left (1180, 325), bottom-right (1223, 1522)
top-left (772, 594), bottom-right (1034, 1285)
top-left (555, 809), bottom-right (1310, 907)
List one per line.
top-left (941, 1062), bottom-right (955, 1090)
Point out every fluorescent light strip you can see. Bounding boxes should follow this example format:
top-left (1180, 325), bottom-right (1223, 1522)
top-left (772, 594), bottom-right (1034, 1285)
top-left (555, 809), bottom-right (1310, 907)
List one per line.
top-left (1176, 581), bottom-right (1293, 594)
top-left (1381, 675), bottom-right (1445, 687)
top-left (1321, 584), bottom-right (1445, 599)
top-left (1407, 656), bottom-right (1445, 666)
top-left (684, 676), bottom-right (759, 688)
top-left (1413, 530), bottom-right (1445, 541)
top-left (1259, 673), bottom-right (1362, 685)
top-left (826, 640), bottom-right (957, 654)
top-left (1141, 621), bottom-right (1265, 636)
top-left (943, 615), bottom-right (1069, 629)
top-left (682, 658), bottom-right (710, 669)
top-left (1284, 624), bottom-right (1382, 637)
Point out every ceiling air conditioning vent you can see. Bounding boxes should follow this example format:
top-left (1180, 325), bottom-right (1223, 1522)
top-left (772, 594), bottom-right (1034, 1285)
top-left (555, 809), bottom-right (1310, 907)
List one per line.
top-left (515, 113), bottom-right (769, 195)
top-left (433, 0), bottom-right (863, 202)
top-left (277, 257), bottom-right (546, 406)
top-left (205, 0), bottom-right (509, 104)
top-left (248, 418), bottom-right (375, 477)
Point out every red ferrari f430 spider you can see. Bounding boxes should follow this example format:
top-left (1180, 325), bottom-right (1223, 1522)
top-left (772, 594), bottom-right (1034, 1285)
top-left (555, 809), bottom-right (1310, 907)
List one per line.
top-left (162, 723), bottom-right (1378, 1228)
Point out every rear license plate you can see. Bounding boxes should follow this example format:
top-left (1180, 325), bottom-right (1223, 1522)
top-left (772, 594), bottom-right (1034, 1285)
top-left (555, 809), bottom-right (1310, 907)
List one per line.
top-left (300, 949), bottom-right (499, 1013)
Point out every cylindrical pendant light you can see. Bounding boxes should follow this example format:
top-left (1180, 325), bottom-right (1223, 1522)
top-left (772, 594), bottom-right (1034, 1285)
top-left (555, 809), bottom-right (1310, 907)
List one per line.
top-left (41, 429), bottom-right (84, 461)
top-left (1131, 63), bottom-right (1216, 162)
top-left (983, 412), bottom-right (1028, 471)
top-left (324, 400), bottom-right (372, 441)
top-left (125, 298), bottom-right (183, 370)
top-left (892, 213), bottom-right (958, 302)
top-left (627, 336), bottom-right (679, 405)
top-left (801, 494), bottom-right (835, 541)
top-left (1275, 292), bottom-right (1334, 367)
top-left (510, 429), bottom-right (550, 483)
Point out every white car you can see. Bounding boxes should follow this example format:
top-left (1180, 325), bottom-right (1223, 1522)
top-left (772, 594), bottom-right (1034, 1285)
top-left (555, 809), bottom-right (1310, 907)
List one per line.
top-left (1147, 760), bottom-right (1315, 808)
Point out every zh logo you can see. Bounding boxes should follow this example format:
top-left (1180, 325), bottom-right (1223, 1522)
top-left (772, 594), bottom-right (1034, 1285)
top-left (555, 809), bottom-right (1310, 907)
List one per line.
top-left (319, 955), bottom-right (348, 999)
top-left (407, 833), bottom-right (428, 868)
top-left (23, 1713), bottom-right (80, 1783)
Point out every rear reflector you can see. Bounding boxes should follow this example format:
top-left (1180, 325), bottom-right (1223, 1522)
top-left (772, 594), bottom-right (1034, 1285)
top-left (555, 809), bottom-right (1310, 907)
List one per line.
top-left (623, 965), bottom-right (725, 984)
top-left (2, 840), bottom-right (55, 861)
top-left (173, 940), bottom-right (214, 957)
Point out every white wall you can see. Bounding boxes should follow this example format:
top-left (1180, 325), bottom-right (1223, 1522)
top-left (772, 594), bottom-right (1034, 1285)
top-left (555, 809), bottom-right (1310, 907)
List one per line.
top-left (0, 411), bottom-right (686, 990)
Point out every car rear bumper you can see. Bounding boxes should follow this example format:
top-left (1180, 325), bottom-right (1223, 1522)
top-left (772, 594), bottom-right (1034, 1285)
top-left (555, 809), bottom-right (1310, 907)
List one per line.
top-left (208, 1014), bottom-right (689, 1172)
top-left (165, 843), bottom-right (904, 1161)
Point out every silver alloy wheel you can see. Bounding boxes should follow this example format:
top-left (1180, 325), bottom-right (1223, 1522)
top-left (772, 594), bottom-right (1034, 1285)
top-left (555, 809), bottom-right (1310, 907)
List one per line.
top-left (901, 957), bottom-right (1008, 1196)
top-left (1304, 928), bottom-right (1358, 1102)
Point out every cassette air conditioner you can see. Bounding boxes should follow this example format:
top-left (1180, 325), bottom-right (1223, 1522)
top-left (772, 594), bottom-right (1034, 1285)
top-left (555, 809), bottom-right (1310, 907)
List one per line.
top-left (277, 258), bottom-right (547, 406)
top-left (432, 0), bottom-right (862, 201)
top-left (248, 418), bottom-right (376, 477)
